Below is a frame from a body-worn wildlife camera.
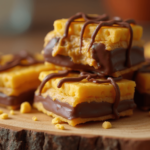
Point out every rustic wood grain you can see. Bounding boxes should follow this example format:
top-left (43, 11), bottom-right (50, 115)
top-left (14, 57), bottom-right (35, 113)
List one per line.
top-left (0, 108), bottom-right (149, 150)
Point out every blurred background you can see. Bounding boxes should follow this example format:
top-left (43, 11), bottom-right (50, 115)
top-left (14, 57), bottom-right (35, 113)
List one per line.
top-left (0, 0), bottom-right (150, 54)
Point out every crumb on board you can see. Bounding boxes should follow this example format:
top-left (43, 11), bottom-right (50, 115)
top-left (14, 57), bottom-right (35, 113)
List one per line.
top-left (0, 110), bottom-right (3, 114)
top-left (52, 117), bottom-right (61, 124)
top-left (55, 124), bottom-right (65, 130)
top-left (20, 102), bottom-right (32, 113)
top-left (0, 113), bottom-right (8, 119)
top-left (10, 110), bottom-right (15, 115)
top-left (32, 116), bottom-right (38, 121)
top-left (102, 121), bottom-right (112, 129)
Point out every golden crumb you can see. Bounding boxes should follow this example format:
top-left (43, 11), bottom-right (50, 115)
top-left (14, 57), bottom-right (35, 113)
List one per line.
top-left (10, 110), bottom-right (15, 115)
top-left (0, 110), bottom-right (3, 114)
top-left (102, 121), bottom-right (112, 129)
top-left (55, 124), bottom-right (65, 130)
top-left (20, 102), bottom-right (32, 113)
top-left (32, 116), bottom-right (38, 121)
top-left (52, 117), bottom-right (61, 124)
top-left (0, 113), bottom-right (8, 119)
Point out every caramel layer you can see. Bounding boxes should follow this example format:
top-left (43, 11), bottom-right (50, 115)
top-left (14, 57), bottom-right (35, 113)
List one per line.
top-left (34, 94), bottom-right (136, 120)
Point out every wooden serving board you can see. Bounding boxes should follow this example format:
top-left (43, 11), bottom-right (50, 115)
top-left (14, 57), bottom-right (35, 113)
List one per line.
top-left (0, 108), bottom-right (150, 150)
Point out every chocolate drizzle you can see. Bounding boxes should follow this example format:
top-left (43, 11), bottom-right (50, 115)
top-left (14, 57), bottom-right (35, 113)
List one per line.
top-left (39, 70), bottom-right (71, 94)
top-left (40, 13), bottom-right (139, 119)
top-left (0, 51), bottom-right (43, 72)
top-left (61, 12), bottom-right (135, 67)
top-left (62, 13), bottom-right (109, 41)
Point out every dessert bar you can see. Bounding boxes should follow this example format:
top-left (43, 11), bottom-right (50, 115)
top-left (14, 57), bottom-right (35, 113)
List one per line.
top-left (34, 70), bottom-right (136, 126)
top-left (0, 51), bottom-right (50, 109)
top-left (43, 13), bottom-right (145, 77)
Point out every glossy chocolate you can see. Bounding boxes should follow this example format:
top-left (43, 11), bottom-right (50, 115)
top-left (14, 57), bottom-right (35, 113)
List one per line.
top-left (44, 38), bottom-right (145, 76)
top-left (38, 70), bottom-right (122, 118)
top-left (0, 90), bottom-right (35, 106)
top-left (0, 51), bottom-right (43, 72)
top-left (34, 94), bottom-right (136, 120)
top-left (62, 12), bottom-right (135, 67)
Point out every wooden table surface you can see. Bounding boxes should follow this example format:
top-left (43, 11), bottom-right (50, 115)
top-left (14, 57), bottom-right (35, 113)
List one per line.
top-left (0, 30), bottom-right (48, 54)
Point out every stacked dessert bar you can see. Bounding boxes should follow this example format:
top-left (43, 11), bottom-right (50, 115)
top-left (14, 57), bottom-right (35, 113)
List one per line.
top-left (33, 13), bottom-right (146, 126)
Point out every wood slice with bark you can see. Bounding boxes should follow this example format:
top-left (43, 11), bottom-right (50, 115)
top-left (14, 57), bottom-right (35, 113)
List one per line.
top-left (0, 108), bottom-right (149, 150)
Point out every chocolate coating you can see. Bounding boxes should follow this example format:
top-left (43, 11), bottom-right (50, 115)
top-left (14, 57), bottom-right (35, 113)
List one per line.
top-left (62, 12), bottom-right (135, 67)
top-left (38, 70), bottom-right (122, 118)
top-left (44, 38), bottom-right (145, 76)
top-left (34, 94), bottom-right (136, 120)
top-left (0, 90), bottom-right (35, 106)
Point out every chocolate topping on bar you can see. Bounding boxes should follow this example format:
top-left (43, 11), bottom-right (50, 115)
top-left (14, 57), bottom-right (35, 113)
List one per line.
top-left (38, 71), bottom-right (122, 118)
top-left (44, 39), bottom-right (144, 76)
top-left (62, 13), bottom-right (109, 41)
top-left (44, 13), bottom-right (143, 77)
top-left (0, 51), bottom-right (43, 72)
top-left (41, 13), bottom-right (139, 119)
top-left (61, 12), bottom-right (135, 67)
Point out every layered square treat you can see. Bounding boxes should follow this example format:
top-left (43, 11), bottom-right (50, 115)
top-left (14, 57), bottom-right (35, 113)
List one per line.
top-left (134, 64), bottom-right (150, 110)
top-left (43, 13), bottom-right (146, 77)
top-left (34, 70), bottom-right (136, 126)
top-left (0, 51), bottom-right (50, 109)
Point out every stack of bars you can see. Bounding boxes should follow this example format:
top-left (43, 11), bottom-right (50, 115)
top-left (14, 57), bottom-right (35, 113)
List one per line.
top-left (33, 12), bottom-right (147, 126)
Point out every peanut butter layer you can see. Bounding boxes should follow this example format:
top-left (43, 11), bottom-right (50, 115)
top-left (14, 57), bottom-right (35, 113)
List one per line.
top-left (0, 80), bottom-right (40, 96)
top-left (0, 53), bottom-right (51, 96)
top-left (38, 71), bottom-right (136, 107)
top-left (33, 102), bottom-right (134, 126)
top-left (0, 64), bottom-right (49, 89)
top-left (43, 36), bottom-right (145, 77)
top-left (44, 31), bottom-right (144, 70)
top-left (43, 13), bottom-right (145, 76)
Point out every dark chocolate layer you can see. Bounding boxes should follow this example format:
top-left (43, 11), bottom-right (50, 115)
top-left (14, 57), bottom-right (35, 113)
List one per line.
top-left (44, 38), bottom-right (145, 76)
top-left (134, 90), bottom-right (150, 109)
top-left (0, 90), bottom-right (35, 106)
top-left (34, 94), bottom-right (136, 120)
top-left (38, 70), bottom-right (122, 119)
